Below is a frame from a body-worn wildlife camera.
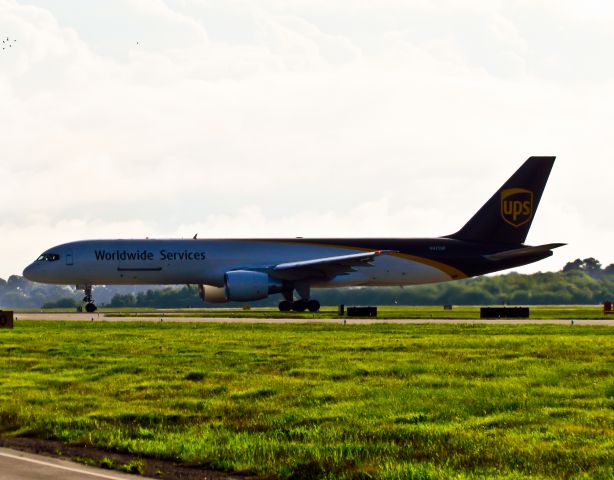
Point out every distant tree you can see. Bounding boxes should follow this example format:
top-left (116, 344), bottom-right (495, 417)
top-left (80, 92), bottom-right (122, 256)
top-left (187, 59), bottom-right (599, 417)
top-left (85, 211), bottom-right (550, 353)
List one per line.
top-left (7, 275), bottom-right (28, 289)
top-left (42, 297), bottom-right (79, 309)
top-left (1, 291), bottom-right (31, 308)
top-left (563, 259), bottom-right (584, 272)
top-left (107, 293), bottom-right (137, 308)
top-left (605, 264), bottom-right (614, 275)
top-left (582, 257), bottom-right (602, 275)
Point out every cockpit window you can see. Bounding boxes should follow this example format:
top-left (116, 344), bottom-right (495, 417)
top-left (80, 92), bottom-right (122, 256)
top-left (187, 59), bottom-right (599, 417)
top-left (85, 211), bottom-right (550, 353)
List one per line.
top-left (36, 253), bottom-right (60, 262)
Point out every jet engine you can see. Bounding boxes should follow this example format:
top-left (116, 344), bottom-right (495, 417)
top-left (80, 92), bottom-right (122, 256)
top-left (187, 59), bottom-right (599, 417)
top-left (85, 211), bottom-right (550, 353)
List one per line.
top-left (198, 284), bottom-right (228, 303)
top-left (199, 270), bottom-right (282, 303)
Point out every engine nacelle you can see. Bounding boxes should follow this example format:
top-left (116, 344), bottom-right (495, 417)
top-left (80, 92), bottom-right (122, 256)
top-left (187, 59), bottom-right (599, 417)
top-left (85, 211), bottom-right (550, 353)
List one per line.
top-left (225, 270), bottom-right (280, 301)
top-left (199, 284), bottom-right (228, 303)
top-left (199, 271), bottom-right (281, 303)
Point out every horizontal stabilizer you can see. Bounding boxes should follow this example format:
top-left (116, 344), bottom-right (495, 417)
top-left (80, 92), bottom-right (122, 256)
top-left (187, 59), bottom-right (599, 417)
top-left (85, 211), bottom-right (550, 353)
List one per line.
top-left (484, 243), bottom-right (566, 262)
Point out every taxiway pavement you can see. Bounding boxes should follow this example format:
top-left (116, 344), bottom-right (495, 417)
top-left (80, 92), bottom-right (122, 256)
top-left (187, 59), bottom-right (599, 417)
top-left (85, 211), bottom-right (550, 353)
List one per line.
top-left (0, 448), bottom-right (153, 480)
top-left (12, 312), bottom-right (614, 326)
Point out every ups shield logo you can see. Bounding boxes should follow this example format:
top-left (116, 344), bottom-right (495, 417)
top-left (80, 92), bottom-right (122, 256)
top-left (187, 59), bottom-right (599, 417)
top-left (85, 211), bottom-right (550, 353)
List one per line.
top-left (501, 188), bottom-right (533, 227)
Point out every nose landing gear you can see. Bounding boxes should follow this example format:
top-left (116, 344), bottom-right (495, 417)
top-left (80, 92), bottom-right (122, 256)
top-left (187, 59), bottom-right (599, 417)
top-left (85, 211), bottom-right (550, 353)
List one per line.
top-left (80, 285), bottom-right (97, 313)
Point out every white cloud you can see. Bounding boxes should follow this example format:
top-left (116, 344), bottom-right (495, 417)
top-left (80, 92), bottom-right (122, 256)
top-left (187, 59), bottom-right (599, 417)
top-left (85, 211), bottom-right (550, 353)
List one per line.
top-left (0, 0), bottom-right (612, 279)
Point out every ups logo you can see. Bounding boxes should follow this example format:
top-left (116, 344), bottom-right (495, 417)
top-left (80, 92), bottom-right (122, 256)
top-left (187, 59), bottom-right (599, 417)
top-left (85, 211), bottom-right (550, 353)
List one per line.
top-left (501, 188), bottom-right (533, 227)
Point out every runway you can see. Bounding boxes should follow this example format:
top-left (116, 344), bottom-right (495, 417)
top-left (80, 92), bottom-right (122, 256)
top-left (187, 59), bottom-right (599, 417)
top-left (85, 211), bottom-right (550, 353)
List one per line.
top-left (12, 312), bottom-right (614, 326)
top-left (0, 448), bottom-right (153, 480)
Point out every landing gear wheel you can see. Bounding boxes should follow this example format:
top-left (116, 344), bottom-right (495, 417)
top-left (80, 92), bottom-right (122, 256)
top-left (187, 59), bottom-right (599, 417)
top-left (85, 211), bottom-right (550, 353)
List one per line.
top-left (279, 300), bottom-right (292, 312)
top-left (81, 285), bottom-right (96, 312)
top-left (292, 299), bottom-right (307, 312)
top-left (307, 299), bottom-right (320, 313)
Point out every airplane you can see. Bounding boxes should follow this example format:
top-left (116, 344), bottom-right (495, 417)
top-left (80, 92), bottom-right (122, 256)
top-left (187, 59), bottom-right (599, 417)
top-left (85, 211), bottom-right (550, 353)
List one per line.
top-left (23, 156), bottom-right (564, 313)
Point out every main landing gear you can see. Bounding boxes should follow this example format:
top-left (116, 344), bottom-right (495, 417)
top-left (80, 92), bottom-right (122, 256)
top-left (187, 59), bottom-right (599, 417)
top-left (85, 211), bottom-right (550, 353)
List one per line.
top-left (278, 284), bottom-right (320, 312)
top-left (81, 285), bottom-right (97, 313)
top-left (278, 299), bottom-right (320, 312)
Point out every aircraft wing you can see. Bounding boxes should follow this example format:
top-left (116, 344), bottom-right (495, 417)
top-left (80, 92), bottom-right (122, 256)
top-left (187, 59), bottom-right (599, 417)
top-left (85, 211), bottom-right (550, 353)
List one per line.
top-left (269, 250), bottom-right (394, 281)
top-left (484, 243), bottom-right (566, 262)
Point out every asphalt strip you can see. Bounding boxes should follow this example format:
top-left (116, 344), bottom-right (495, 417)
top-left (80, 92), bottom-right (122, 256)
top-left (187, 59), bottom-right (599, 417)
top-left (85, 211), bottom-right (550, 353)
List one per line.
top-left (0, 448), bottom-right (153, 480)
top-left (12, 313), bottom-right (614, 325)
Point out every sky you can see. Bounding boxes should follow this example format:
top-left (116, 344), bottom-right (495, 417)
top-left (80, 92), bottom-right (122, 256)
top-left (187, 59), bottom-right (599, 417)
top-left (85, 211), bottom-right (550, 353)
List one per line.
top-left (0, 0), bottom-right (612, 280)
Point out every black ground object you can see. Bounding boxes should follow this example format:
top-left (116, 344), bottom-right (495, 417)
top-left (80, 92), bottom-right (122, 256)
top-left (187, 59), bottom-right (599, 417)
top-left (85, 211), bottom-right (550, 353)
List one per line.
top-left (0, 311), bottom-right (14, 329)
top-left (346, 306), bottom-right (377, 317)
top-left (480, 307), bottom-right (529, 319)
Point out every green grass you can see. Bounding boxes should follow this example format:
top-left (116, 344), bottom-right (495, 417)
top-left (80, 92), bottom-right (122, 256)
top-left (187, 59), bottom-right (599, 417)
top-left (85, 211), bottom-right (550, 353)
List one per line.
top-left (0, 321), bottom-right (613, 479)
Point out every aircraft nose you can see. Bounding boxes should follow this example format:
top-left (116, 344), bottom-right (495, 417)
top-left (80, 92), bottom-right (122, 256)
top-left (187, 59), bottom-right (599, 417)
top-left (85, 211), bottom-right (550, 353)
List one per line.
top-left (23, 262), bottom-right (39, 281)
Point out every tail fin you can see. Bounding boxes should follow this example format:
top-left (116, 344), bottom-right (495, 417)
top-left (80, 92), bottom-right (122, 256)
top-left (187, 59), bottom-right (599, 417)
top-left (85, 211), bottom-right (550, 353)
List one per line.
top-left (447, 156), bottom-right (555, 245)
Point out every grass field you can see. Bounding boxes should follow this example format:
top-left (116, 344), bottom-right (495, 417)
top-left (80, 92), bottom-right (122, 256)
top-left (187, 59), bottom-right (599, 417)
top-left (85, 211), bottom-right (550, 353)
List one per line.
top-left (0, 320), bottom-right (613, 479)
